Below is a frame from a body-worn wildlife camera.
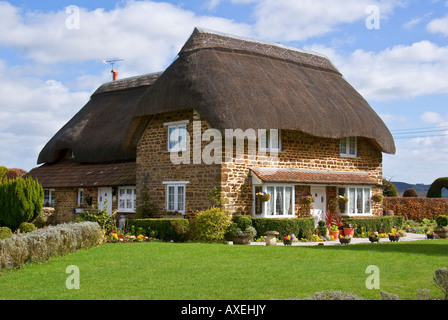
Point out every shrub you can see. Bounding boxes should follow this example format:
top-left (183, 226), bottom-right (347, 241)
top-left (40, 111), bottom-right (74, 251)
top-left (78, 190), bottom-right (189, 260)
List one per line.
top-left (251, 218), bottom-right (315, 239)
top-left (342, 216), bottom-right (404, 235)
top-left (303, 290), bottom-right (364, 300)
top-left (191, 207), bottom-right (232, 242)
top-left (77, 204), bottom-right (116, 235)
top-left (317, 220), bottom-right (327, 236)
top-left (0, 177), bottom-right (43, 230)
top-left (403, 189), bottom-right (418, 197)
top-left (0, 226), bottom-right (12, 240)
top-left (232, 215), bottom-right (252, 230)
top-left (18, 222), bottom-right (36, 233)
top-left (384, 197), bottom-right (448, 221)
top-left (427, 177), bottom-right (448, 198)
top-left (433, 267), bottom-right (448, 300)
top-left (435, 215), bottom-right (448, 228)
top-left (382, 179), bottom-right (398, 197)
top-left (0, 222), bottom-right (103, 269)
top-left (135, 190), bottom-right (159, 218)
top-left (128, 218), bottom-right (190, 242)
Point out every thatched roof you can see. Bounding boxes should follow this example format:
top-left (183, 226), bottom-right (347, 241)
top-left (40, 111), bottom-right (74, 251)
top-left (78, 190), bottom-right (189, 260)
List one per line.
top-left (37, 72), bottom-right (161, 164)
top-left (126, 28), bottom-right (395, 154)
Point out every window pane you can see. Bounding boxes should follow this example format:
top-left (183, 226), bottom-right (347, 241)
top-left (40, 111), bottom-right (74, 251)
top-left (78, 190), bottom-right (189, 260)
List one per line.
top-left (285, 187), bottom-right (292, 215)
top-left (168, 127), bottom-right (177, 150)
top-left (267, 186), bottom-right (274, 215)
top-left (356, 188), bottom-right (363, 213)
top-left (349, 137), bottom-right (356, 155)
top-left (179, 126), bottom-right (187, 150)
top-left (177, 186), bottom-right (184, 211)
top-left (270, 130), bottom-right (279, 150)
top-left (255, 186), bottom-right (263, 215)
top-left (349, 188), bottom-right (356, 213)
top-left (364, 188), bottom-right (371, 214)
top-left (168, 186), bottom-right (175, 211)
top-left (276, 187), bottom-right (283, 215)
top-left (259, 131), bottom-right (268, 150)
top-left (340, 138), bottom-right (347, 154)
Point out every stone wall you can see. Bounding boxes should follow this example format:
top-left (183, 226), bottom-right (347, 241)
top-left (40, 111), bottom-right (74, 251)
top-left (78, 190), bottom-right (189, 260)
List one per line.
top-left (136, 113), bottom-right (384, 217)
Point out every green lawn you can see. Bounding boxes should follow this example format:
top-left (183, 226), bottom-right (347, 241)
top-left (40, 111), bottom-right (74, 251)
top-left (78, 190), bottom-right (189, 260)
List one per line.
top-left (0, 240), bottom-right (447, 300)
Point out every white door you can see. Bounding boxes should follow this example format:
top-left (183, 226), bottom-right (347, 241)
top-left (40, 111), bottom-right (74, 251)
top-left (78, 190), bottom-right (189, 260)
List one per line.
top-left (98, 187), bottom-right (113, 215)
top-left (310, 186), bottom-right (326, 225)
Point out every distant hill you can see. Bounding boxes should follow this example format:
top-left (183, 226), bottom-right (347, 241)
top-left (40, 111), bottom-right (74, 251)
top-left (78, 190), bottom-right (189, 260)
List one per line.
top-left (391, 181), bottom-right (448, 198)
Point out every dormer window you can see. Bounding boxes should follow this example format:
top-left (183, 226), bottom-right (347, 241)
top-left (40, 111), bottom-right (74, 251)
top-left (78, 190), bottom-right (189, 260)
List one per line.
top-left (165, 120), bottom-right (189, 152)
top-left (340, 137), bottom-right (357, 157)
top-left (259, 129), bottom-right (281, 152)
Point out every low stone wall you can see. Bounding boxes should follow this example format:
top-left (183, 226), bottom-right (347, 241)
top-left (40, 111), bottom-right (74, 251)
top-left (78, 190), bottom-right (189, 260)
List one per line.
top-left (383, 197), bottom-right (448, 221)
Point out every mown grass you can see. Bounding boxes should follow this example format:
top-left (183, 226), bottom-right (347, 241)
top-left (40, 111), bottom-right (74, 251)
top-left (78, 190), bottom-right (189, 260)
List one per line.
top-left (0, 240), bottom-right (447, 300)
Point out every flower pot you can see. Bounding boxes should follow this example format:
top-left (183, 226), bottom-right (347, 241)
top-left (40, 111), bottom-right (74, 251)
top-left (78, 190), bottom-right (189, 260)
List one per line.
top-left (339, 237), bottom-right (351, 245)
top-left (233, 235), bottom-right (251, 245)
top-left (257, 194), bottom-right (271, 202)
top-left (434, 228), bottom-right (448, 239)
top-left (388, 235), bottom-right (400, 242)
top-left (343, 228), bottom-right (354, 237)
top-left (369, 236), bottom-right (379, 243)
top-left (426, 234), bottom-right (435, 239)
top-left (283, 239), bottom-right (293, 246)
top-left (329, 230), bottom-right (339, 240)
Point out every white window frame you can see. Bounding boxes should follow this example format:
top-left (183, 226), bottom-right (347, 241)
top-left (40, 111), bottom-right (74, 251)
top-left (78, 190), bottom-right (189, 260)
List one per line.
top-left (118, 186), bottom-right (137, 213)
top-left (163, 181), bottom-right (188, 214)
top-left (253, 184), bottom-right (294, 218)
top-left (259, 129), bottom-right (281, 153)
top-left (43, 189), bottom-right (55, 208)
top-left (337, 186), bottom-right (372, 215)
top-left (165, 120), bottom-right (189, 152)
top-left (340, 136), bottom-right (357, 158)
top-left (77, 188), bottom-right (84, 207)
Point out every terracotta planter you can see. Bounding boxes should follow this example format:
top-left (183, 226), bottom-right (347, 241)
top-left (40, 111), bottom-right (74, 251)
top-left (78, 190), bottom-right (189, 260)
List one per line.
top-left (329, 230), bottom-right (339, 240)
top-left (343, 228), bottom-right (354, 237)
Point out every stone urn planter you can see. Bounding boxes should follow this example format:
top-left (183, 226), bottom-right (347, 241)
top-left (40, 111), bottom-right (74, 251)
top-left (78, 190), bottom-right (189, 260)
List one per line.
top-left (434, 228), bottom-right (448, 239)
top-left (232, 234), bottom-right (252, 245)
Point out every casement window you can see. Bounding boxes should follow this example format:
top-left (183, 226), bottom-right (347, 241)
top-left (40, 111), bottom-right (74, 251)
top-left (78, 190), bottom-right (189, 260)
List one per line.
top-left (254, 184), bottom-right (294, 217)
top-left (163, 182), bottom-right (188, 214)
top-left (165, 120), bottom-right (188, 152)
top-left (43, 189), bottom-right (55, 208)
top-left (338, 186), bottom-right (372, 215)
top-left (77, 188), bottom-right (84, 206)
top-left (340, 137), bottom-right (357, 157)
top-left (118, 187), bottom-right (137, 212)
top-left (259, 129), bottom-right (281, 152)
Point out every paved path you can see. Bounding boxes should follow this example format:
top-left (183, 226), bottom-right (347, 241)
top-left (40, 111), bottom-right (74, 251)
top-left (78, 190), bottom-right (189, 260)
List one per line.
top-left (230, 233), bottom-right (429, 246)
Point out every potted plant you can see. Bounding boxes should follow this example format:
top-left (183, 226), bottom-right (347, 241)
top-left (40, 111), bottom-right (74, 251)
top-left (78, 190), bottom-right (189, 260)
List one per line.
top-left (336, 195), bottom-right (349, 205)
top-left (388, 228), bottom-right (400, 242)
top-left (283, 234), bottom-right (295, 245)
top-left (368, 231), bottom-right (380, 243)
top-left (372, 193), bottom-right (384, 203)
top-left (329, 224), bottom-right (339, 240)
top-left (339, 234), bottom-right (352, 245)
top-left (434, 215), bottom-right (448, 239)
top-left (300, 194), bottom-right (314, 205)
top-left (426, 228), bottom-right (435, 239)
top-left (342, 222), bottom-right (356, 237)
top-left (230, 215), bottom-right (256, 245)
top-left (256, 191), bottom-right (271, 202)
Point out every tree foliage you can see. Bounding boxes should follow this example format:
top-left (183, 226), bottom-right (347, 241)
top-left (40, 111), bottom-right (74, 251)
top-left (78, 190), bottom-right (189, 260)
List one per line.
top-left (382, 179), bottom-right (398, 197)
top-left (0, 177), bottom-right (43, 230)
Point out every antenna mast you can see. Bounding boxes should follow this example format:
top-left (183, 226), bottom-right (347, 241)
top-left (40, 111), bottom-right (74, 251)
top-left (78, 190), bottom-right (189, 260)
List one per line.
top-left (103, 59), bottom-right (124, 80)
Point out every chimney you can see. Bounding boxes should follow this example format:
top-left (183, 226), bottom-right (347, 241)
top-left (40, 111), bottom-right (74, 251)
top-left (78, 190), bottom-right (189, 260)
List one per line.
top-left (112, 70), bottom-right (119, 81)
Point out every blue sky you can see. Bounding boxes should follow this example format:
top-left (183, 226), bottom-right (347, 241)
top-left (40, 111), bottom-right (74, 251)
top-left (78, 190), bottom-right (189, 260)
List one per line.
top-left (1, 0), bottom-right (447, 184)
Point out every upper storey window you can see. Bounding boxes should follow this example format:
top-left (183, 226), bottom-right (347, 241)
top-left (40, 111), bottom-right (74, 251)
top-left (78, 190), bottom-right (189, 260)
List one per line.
top-left (340, 137), bottom-right (357, 158)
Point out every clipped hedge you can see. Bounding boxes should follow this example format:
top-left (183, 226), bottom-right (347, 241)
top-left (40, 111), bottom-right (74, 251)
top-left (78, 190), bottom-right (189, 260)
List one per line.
top-left (0, 222), bottom-right (103, 270)
top-left (342, 216), bottom-right (404, 235)
top-left (384, 197), bottom-right (448, 221)
top-left (251, 218), bottom-right (315, 238)
top-left (127, 218), bottom-right (189, 242)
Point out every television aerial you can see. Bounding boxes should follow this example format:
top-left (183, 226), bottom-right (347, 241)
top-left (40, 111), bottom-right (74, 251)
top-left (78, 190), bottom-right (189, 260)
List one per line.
top-left (103, 59), bottom-right (124, 80)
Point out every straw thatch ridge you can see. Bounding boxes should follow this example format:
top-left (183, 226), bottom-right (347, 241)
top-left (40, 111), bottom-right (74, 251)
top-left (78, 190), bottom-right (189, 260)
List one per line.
top-left (38, 73), bottom-right (162, 164)
top-left (126, 28), bottom-right (395, 154)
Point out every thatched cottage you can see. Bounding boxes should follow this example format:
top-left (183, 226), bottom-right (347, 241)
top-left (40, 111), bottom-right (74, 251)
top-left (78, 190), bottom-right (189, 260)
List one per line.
top-left (27, 28), bottom-right (395, 224)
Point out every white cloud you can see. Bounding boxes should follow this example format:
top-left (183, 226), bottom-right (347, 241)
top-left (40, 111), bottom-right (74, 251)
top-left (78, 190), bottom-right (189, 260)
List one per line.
top-left (306, 41), bottom-right (448, 101)
top-left (247, 0), bottom-right (401, 41)
top-left (427, 14), bottom-right (448, 35)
